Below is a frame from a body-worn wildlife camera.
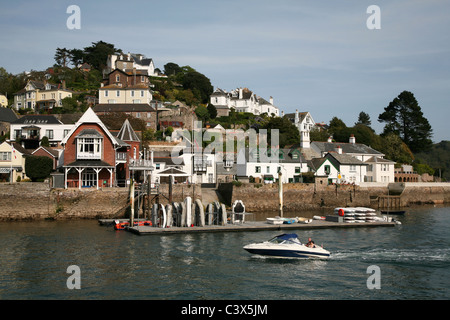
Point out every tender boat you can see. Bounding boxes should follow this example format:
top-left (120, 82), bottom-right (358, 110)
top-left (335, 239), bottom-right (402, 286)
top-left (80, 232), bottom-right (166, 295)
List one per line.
top-left (243, 233), bottom-right (331, 259)
top-left (114, 219), bottom-right (152, 230)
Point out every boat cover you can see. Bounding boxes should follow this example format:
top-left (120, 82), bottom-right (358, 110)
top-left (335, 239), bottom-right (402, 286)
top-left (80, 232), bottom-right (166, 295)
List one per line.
top-left (276, 234), bottom-right (299, 240)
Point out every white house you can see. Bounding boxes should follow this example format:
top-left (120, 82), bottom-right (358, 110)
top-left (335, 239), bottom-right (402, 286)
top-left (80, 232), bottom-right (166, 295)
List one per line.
top-left (10, 115), bottom-right (75, 149)
top-left (0, 141), bottom-right (30, 182)
top-left (105, 52), bottom-right (164, 77)
top-left (236, 147), bottom-right (308, 183)
top-left (210, 87), bottom-right (280, 117)
top-left (284, 110), bottom-right (315, 149)
top-left (364, 156), bottom-right (395, 183)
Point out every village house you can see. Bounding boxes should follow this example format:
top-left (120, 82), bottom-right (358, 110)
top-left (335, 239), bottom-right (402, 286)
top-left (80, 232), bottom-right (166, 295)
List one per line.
top-left (284, 110), bottom-right (315, 149)
top-left (104, 52), bottom-right (165, 78)
top-left (209, 87), bottom-right (280, 117)
top-left (0, 141), bottom-right (30, 182)
top-left (13, 80), bottom-right (73, 112)
top-left (0, 93), bottom-right (8, 108)
top-left (10, 115), bottom-right (75, 149)
top-left (31, 146), bottom-right (61, 170)
top-left (236, 147), bottom-right (308, 184)
top-left (60, 107), bottom-right (139, 189)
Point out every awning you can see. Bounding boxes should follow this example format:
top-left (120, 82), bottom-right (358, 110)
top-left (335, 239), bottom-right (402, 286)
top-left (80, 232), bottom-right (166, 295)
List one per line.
top-left (0, 168), bottom-right (11, 173)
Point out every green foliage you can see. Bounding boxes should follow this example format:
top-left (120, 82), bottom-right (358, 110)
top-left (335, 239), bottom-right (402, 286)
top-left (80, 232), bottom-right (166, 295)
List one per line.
top-left (207, 104), bottom-right (217, 119)
top-left (355, 111), bottom-right (372, 127)
top-left (415, 140), bottom-right (450, 181)
top-left (378, 91), bottom-right (433, 153)
top-left (40, 136), bottom-right (50, 147)
top-left (195, 105), bottom-right (209, 122)
top-left (25, 156), bottom-right (53, 182)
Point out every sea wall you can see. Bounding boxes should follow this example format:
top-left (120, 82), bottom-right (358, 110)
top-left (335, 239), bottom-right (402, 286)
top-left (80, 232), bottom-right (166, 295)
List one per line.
top-left (0, 183), bottom-right (202, 221)
top-left (224, 182), bottom-right (450, 213)
top-left (0, 182), bottom-right (448, 221)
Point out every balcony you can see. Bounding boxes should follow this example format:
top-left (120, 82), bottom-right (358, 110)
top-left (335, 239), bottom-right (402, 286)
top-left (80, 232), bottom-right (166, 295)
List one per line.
top-left (116, 152), bottom-right (128, 163)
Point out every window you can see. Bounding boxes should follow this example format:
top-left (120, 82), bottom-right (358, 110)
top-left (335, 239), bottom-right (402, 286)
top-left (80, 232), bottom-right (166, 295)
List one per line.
top-left (136, 112), bottom-right (141, 118)
top-left (266, 166), bottom-right (270, 173)
top-left (140, 91), bottom-right (144, 97)
top-left (104, 90), bottom-right (108, 97)
top-left (0, 152), bottom-right (11, 161)
top-left (131, 91), bottom-right (135, 97)
top-left (116, 75), bottom-right (120, 82)
top-left (324, 165), bottom-right (331, 175)
top-left (295, 167), bottom-right (301, 174)
top-left (77, 137), bottom-right (102, 160)
top-left (63, 129), bottom-right (70, 138)
top-left (350, 165), bottom-right (356, 172)
top-left (45, 129), bottom-right (54, 139)
top-left (116, 91), bottom-right (120, 97)
top-left (255, 166), bottom-right (261, 173)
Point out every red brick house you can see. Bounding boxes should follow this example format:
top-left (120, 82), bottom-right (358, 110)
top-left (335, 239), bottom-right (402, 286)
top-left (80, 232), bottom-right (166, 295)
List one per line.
top-left (60, 107), bottom-right (139, 189)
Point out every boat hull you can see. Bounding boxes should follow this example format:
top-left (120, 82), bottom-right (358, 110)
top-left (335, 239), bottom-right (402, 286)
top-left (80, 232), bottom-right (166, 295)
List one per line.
top-left (243, 243), bottom-right (330, 259)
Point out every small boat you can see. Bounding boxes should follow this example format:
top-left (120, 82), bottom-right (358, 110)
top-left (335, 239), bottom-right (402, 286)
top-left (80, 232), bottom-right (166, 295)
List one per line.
top-left (232, 200), bottom-right (245, 214)
top-left (313, 215), bottom-right (325, 220)
top-left (243, 234), bottom-right (330, 259)
top-left (297, 217), bottom-right (313, 224)
top-left (266, 217), bottom-right (284, 225)
top-left (114, 220), bottom-right (152, 230)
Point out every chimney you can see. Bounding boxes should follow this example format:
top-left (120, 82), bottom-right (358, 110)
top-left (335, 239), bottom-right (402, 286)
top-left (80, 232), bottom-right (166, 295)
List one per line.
top-left (270, 96), bottom-right (273, 105)
top-left (337, 146), bottom-right (342, 154)
top-left (349, 134), bottom-right (356, 144)
top-left (281, 111), bottom-right (284, 117)
top-left (239, 87), bottom-right (243, 99)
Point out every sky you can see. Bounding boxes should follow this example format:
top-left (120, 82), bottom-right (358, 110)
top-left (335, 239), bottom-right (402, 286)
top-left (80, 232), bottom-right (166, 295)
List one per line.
top-left (1, 0), bottom-right (449, 143)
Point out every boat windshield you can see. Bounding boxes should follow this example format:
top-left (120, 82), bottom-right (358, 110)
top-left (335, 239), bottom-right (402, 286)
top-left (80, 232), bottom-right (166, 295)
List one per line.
top-left (269, 234), bottom-right (302, 245)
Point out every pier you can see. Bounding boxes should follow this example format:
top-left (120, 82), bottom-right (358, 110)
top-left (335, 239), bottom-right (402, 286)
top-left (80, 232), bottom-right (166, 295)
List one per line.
top-left (101, 219), bottom-right (397, 235)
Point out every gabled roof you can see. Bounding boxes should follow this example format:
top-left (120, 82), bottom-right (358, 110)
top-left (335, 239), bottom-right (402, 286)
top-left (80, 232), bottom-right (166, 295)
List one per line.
top-left (0, 108), bottom-right (18, 123)
top-left (311, 141), bottom-right (383, 156)
top-left (117, 119), bottom-right (140, 142)
top-left (60, 107), bottom-right (120, 147)
top-left (32, 146), bottom-right (59, 158)
top-left (326, 153), bottom-right (368, 166)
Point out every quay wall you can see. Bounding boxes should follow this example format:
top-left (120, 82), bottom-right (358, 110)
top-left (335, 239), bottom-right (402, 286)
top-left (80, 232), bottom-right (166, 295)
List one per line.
top-left (0, 183), bottom-right (201, 221)
top-left (224, 182), bottom-right (450, 213)
top-left (0, 182), bottom-right (449, 221)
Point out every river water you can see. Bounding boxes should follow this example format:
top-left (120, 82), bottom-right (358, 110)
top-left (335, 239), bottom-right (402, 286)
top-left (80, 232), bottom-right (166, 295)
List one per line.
top-left (0, 205), bottom-right (449, 300)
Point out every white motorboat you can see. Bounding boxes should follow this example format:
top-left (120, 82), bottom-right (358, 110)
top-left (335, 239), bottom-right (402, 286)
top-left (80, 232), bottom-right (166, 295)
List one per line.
top-left (243, 233), bottom-right (331, 259)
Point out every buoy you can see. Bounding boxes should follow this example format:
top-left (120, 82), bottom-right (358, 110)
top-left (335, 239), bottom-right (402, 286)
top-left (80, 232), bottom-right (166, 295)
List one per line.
top-left (338, 209), bottom-right (345, 216)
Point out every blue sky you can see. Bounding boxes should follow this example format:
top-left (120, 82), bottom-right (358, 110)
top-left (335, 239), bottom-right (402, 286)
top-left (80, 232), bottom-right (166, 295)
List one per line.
top-left (1, 0), bottom-right (449, 142)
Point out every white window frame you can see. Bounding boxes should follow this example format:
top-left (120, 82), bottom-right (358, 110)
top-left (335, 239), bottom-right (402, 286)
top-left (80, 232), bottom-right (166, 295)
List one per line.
top-left (77, 137), bottom-right (102, 160)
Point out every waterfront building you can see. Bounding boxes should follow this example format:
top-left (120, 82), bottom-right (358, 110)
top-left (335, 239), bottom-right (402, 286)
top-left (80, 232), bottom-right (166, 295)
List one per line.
top-left (60, 107), bottom-right (137, 189)
top-left (0, 141), bottom-right (30, 182)
top-left (10, 115), bottom-right (75, 149)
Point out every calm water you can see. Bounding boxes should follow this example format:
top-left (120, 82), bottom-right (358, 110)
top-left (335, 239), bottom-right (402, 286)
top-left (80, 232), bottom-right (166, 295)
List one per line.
top-left (1, 206), bottom-right (449, 300)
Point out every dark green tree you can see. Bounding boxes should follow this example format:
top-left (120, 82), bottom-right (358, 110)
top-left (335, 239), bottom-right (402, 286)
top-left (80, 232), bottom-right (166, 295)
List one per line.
top-left (54, 48), bottom-right (71, 68)
top-left (261, 116), bottom-right (300, 147)
top-left (194, 105), bottom-right (209, 123)
top-left (181, 70), bottom-right (213, 104)
top-left (25, 156), bottom-right (53, 181)
top-left (355, 111), bottom-right (372, 127)
top-left (164, 62), bottom-right (182, 76)
top-left (83, 41), bottom-right (122, 71)
top-left (378, 91), bottom-right (433, 153)
top-left (207, 104), bottom-right (217, 119)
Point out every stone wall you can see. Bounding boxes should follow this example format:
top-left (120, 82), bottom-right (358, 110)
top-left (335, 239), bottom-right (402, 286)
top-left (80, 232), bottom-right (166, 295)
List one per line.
top-left (0, 182), bottom-right (202, 221)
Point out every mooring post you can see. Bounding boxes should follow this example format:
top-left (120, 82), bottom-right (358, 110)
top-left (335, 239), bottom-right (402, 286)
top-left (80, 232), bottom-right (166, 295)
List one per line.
top-left (278, 172), bottom-right (283, 217)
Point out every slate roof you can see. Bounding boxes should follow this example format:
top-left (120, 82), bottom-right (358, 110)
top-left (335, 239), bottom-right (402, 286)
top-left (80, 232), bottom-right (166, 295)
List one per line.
top-left (93, 104), bottom-right (155, 113)
top-left (117, 119), bottom-right (140, 142)
top-left (0, 108), bottom-right (18, 123)
top-left (12, 115), bottom-right (62, 125)
top-left (311, 141), bottom-right (383, 156)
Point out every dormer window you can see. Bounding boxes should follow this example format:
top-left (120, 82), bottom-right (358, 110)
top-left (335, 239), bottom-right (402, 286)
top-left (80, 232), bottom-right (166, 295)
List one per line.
top-left (76, 129), bottom-right (103, 160)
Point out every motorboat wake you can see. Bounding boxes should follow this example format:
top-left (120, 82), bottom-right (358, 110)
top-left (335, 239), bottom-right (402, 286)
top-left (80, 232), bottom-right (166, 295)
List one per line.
top-left (243, 233), bottom-right (330, 259)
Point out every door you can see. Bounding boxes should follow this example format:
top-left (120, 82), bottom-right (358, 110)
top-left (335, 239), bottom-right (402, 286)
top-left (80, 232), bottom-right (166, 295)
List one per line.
top-left (82, 169), bottom-right (97, 187)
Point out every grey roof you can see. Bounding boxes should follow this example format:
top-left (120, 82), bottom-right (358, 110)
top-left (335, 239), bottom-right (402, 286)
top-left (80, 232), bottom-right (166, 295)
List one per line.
top-left (64, 160), bottom-right (114, 167)
top-left (93, 104), bottom-right (155, 113)
top-left (12, 115), bottom-right (62, 125)
top-left (364, 156), bottom-right (395, 163)
top-left (311, 141), bottom-right (383, 156)
top-left (0, 108), bottom-right (18, 123)
top-left (117, 119), bottom-right (140, 142)
top-left (326, 153), bottom-right (367, 165)
top-left (76, 129), bottom-right (103, 138)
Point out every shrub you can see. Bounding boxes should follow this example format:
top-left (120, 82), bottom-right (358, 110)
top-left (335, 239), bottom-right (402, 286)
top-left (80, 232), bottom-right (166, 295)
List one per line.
top-left (25, 156), bottom-right (53, 182)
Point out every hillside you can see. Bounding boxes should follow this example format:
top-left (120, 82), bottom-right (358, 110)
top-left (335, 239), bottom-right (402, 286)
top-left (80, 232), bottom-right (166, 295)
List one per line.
top-left (415, 140), bottom-right (450, 181)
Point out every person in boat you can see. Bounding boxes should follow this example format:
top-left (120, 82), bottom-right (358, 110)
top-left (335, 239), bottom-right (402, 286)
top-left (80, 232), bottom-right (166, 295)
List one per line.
top-left (306, 238), bottom-right (315, 248)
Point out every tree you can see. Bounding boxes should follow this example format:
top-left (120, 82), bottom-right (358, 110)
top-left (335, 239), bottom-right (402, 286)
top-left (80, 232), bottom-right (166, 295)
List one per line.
top-left (195, 105), bottom-right (209, 123)
top-left (83, 41), bottom-right (121, 71)
top-left (25, 156), bottom-right (53, 181)
top-left (164, 63), bottom-right (182, 76)
top-left (355, 111), bottom-right (372, 127)
top-left (378, 91), bottom-right (433, 153)
top-left (207, 104), bottom-right (217, 119)
top-left (261, 116), bottom-right (300, 148)
top-left (54, 48), bottom-right (71, 68)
